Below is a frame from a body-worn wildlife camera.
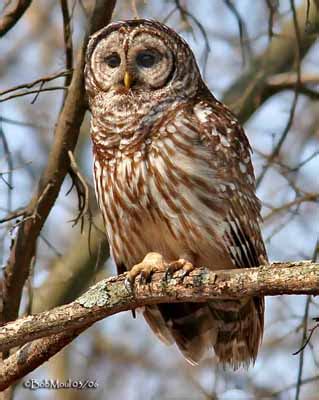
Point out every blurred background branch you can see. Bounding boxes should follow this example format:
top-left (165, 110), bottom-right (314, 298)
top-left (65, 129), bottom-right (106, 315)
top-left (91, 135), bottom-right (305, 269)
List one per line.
top-left (0, 0), bottom-right (32, 38)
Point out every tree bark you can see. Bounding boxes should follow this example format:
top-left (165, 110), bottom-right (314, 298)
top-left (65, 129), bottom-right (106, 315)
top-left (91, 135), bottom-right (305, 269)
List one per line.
top-left (0, 260), bottom-right (318, 390)
top-left (0, 260), bottom-right (318, 355)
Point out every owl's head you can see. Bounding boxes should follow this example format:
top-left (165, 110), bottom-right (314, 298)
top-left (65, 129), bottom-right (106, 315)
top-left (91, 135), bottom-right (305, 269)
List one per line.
top-left (85, 19), bottom-right (201, 106)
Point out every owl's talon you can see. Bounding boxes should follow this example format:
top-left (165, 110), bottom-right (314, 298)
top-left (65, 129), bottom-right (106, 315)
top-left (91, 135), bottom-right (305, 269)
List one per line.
top-left (164, 259), bottom-right (194, 282)
top-left (124, 277), bottom-right (134, 293)
top-left (126, 252), bottom-right (165, 289)
top-left (164, 269), bottom-right (173, 282)
top-left (139, 269), bottom-right (153, 285)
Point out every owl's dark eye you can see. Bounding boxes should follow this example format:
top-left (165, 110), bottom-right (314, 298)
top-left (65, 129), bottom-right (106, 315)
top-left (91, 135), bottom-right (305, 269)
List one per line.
top-left (136, 50), bottom-right (159, 68)
top-left (104, 53), bottom-right (121, 68)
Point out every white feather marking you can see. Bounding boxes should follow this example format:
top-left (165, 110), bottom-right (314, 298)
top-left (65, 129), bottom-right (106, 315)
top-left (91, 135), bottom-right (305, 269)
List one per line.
top-left (239, 162), bottom-right (247, 173)
top-left (194, 103), bottom-right (212, 123)
top-left (220, 136), bottom-right (230, 147)
top-left (167, 124), bottom-right (176, 133)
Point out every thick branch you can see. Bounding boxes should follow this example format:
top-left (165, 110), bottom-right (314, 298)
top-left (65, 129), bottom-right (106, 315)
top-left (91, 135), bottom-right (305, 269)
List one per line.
top-left (0, 261), bottom-right (318, 354)
top-left (0, 260), bottom-right (317, 389)
top-left (0, 327), bottom-right (88, 392)
top-left (266, 72), bottom-right (319, 100)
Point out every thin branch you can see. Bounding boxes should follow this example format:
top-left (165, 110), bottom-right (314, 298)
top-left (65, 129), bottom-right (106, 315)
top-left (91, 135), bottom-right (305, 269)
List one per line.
top-left (0, 208), bottom-right (26, 224)
top-left (60, 0), bottom-right (73, 89)
top-left (263, 192), bottom-right (319, 223)
top-left (272, 375), bottom-right (319, 397)
top-left (0, 70), bottom-right (71, 97)
top-left (174, 0), bottom-right (210, 77)
top-left (256, 0), bottom-right (302, 188)
top-left (223, 0), bottom-right (252, 65)
top-left (0, 87), bottom-right (68, 103)
top-left (294, 241), bottom-right (318, 400)
top-left (0, 126), bottom-right (13, 211)
top-left (67, 150), bottom-right (89, 228)
top-left (294, 296), bottom-right (311, 400)
top-left (293, 322), bottom-right (319, 356)
top-left (222, 0), bottom-right (319, 123)
top-left (265, 0), bottom-right (278, 38)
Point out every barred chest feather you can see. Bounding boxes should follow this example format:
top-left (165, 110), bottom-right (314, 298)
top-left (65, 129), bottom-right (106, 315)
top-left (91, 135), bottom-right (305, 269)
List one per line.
top-left (92, 107), bottom-right (232, 270)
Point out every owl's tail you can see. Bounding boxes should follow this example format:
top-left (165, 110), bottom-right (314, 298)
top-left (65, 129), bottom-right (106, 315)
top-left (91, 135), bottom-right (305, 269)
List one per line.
top-left (143, 297), bottom-right (264, 368)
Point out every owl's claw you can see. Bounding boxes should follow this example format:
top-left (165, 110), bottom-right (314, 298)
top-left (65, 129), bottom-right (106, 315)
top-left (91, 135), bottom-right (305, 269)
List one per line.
top-left (164, 259), bottom-right (194, 282)
top-left (124, 276), bottom-right (134, 293)
top-left (125, 252), bottom-right (165, 292)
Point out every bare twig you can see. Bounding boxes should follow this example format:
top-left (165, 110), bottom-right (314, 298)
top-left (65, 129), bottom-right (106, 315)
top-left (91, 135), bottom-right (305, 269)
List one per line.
top-left (263, 193), bottom-right (319, 223)
top-left (0, 87), bottom-right (67, 103)
top-left (223, 0), bottom-right (252, 65)
top-left (265, 0), bottom-right (278, 38)
top-left (293, 322), bottom-right (319, 356)
top-left (272, 375), bottom-right (319, 398)
top-left (294, 296), bottom-right (311, 400)
top-left (174, 0), bottom-right (210, 76)
top-left (294, 241), bottom-right (318, 400)
top-left (0, 208), bottom-right (26, 224)
top-left (0, 126), bottom-right (13, 211)
top-left (256, 0), bottom-right (302, 188)
top-left (67, 150), bottom-right (89, 228)
top-left (222, 0), bottom-right (319, 123)
top-left (0, 70), bottom-right (71, 97)
top-left (60, 0), bottom-right (73, 89)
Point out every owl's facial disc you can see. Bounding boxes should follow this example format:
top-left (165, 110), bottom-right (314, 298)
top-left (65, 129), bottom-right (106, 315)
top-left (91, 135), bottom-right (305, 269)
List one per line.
top-left (91, 29), bottom-right (175, 94)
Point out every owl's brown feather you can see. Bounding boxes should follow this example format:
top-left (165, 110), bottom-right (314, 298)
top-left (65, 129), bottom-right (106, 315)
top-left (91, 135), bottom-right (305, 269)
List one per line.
top-left (85, 19), bottom-right (267, 368)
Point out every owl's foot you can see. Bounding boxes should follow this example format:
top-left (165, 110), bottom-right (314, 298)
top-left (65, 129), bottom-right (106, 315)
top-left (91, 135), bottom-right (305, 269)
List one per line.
top-left (165, 259), bottom-right (194, 281)
top-left (125, 252), bottom-right (165, 291)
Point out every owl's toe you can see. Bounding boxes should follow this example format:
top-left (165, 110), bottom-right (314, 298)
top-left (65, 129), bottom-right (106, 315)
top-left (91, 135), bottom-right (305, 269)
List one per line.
top-left (125, 252), bottom-right (165, 291)
top-left (164, 259), bottom-right (195, 282)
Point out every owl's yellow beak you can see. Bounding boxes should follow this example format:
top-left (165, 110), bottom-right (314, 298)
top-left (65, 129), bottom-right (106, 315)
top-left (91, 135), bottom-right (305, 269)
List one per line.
top-left (124, 71), bottom-right (132, 89)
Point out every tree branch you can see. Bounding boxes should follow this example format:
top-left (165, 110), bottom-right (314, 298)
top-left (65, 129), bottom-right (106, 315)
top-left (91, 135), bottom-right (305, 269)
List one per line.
top-left (0, 260), bottom-right (318, 354)
top-left (0, 260), bottom-right (318, 389)
top-left (222, 0), bottom-right (319, 122)
top-left (0, 0), bottom-right (32, 37)
top-left (0, 327), bottom-right (88, 392)
top-left (266, 72), bottom-right (319, 100)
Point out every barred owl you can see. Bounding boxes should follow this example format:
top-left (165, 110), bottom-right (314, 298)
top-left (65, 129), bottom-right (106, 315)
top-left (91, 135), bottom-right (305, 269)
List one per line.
top-left (84, 19), bottom-right (267, 368)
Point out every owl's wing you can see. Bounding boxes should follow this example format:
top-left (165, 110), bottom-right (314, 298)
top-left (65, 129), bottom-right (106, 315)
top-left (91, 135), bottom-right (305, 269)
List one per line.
top-left (191, 98), bottom-right (268, 269)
